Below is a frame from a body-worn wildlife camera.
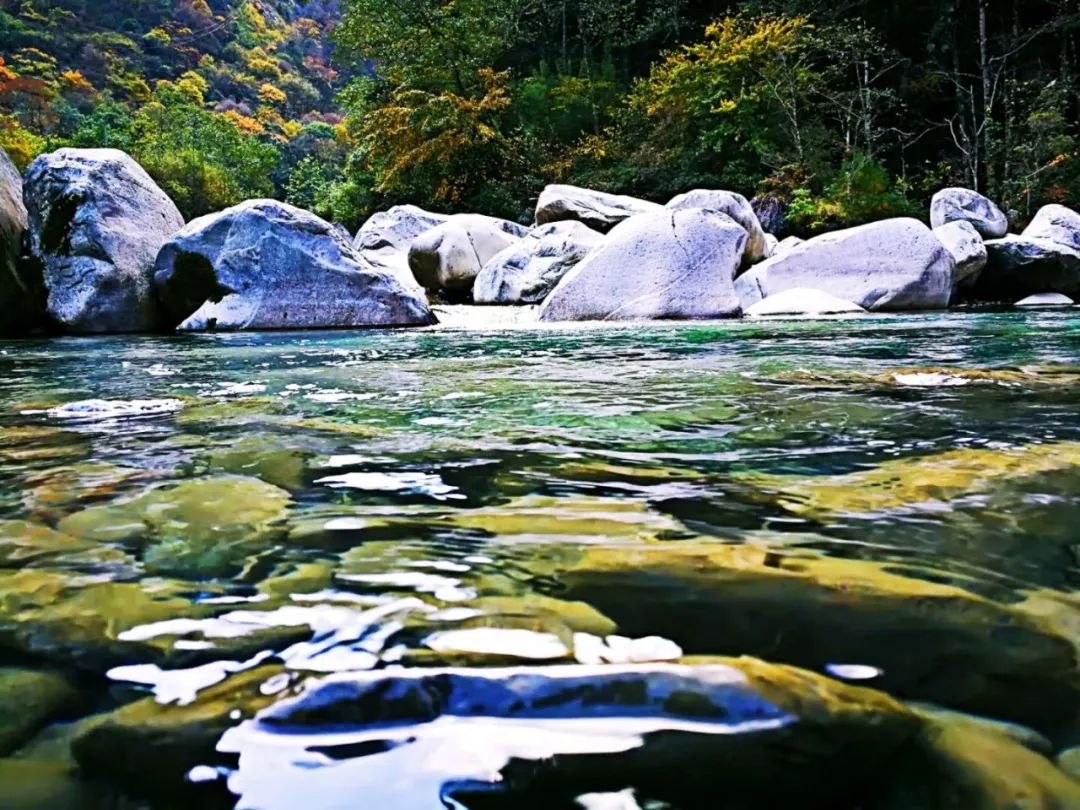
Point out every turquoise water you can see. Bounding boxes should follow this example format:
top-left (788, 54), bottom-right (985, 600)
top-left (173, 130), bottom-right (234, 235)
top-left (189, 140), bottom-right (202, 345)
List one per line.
top-left (0, 310), bottom-right (1077, 807)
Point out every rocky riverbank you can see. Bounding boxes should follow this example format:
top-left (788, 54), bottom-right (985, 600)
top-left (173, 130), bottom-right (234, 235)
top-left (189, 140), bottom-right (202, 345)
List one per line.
top-left (0, 147), bottom-right (1076, 336)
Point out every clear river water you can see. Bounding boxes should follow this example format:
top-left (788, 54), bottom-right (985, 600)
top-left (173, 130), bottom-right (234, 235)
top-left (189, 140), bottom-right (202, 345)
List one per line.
top-left (0, 308), bottom-right (1077, 808)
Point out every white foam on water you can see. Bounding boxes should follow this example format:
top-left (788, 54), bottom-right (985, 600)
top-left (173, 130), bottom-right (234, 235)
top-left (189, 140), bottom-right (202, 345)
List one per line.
top-left (25, 398), bottom-right (185, 421)
top-left (426, 628), bottom-right (570, 660)
top-left (315, 471), bottom-right (464, 501)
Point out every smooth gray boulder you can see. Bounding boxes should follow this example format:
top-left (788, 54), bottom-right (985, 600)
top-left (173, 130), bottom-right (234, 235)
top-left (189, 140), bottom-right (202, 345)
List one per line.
top-left (24, 148), bottom-right (184, 334)
top-left (1021, 204), bottom-right (1080, 251)
top-left (473, 221), bottom-right (603, 304)
top-left (775, 236), bottom-right (804, 255)
top-left (744, 288), bottom-right (865, 317)
top-left (1016, 292), bottom-right (1074, 307)
top-left (0, 148), bottom-right (43, 336)
top-left (408, 214), bottom-right (528, 297)
top-left (972, 236), bottom-right (1080, 301)
top-left (535, 184), bottom-right (663, 233)
top-left (353, 205), bottom-right (448, 294)
top-left (934, 220), bottom-right (987, 286)
top-left (930, 188), bottom-right (1009, 239)
top-left (667, 189), bottom-right (769, 267)
top-left (737, 218), bottom-right (954, 312)
top-left (154, 199), bottom-right (434, 331)
top-left (539, 208), bottom-right (745, 322)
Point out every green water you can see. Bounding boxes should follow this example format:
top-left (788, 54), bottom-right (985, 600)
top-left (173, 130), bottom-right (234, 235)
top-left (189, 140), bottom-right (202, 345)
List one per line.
top-left (0, 310), bottom-right (1078, 808)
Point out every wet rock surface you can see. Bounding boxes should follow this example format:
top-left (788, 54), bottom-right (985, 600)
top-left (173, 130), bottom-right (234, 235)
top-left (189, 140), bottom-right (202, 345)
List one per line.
top-left (0, 147), bottom-right (42, 337)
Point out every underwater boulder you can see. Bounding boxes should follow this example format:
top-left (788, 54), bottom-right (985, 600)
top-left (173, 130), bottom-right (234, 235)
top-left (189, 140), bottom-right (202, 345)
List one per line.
top-left (23, 148), bottom-right (184, 334)
top-left (0, 668), bottom-right (81, 756)
top-left (58, 475), bottom-right (292, 578)
top-left (154, 200), bottom-right (434, 331)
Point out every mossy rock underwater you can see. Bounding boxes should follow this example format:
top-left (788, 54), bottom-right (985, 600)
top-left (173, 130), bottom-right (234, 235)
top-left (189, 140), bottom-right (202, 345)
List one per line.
top-left (530, 542), bottom-right (1080, 742)
top-left (58, 475), bottom-right (292, 578)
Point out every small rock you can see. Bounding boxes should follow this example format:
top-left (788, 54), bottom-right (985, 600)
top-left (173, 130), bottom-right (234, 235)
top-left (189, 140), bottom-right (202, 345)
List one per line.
top-left (744, 288), bottom-right (865, 317)
top-left (1016, 292), bottom-right (1074, 307)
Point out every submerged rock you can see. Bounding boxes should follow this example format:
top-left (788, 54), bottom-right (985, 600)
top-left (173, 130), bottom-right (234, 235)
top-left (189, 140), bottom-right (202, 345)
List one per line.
top-left (930, 187), bottom-right (1009, 239)
top-left (540, 543), bottom-right (1079, 738)
top-left (740, 441), bottom-right (1080, 520)
top-left (744, 288), bottom-right (865, 317)
top-left (407, 214), bottom-right (528, 297)
top-left (737, 218), bottom-right (954, 311)
top-left (72, 665), bottom-right (287, 804)
top-left (0, 147), bottom-right (43, 337)
top-left (58, 476), bottom-right (291, 578)
top-left (218, 659), bottom-right (917, 809)
top-left (0, 520), bottom-right (93, 567)
top-left (534, 184), bottom-right (663, 233)
top-left (24, 148), bottom-right (184, 334)
top-left (666, 189), bottom-right (770, 266)
top-left (934, 220), bottom-right (988, 287)
top-left (353, 204), bottom-right (448, 294)
top-left (154, 200), bottom-right (434, 331)
top-left (0, 668), bottom-right (81, 756)
top-left (973, 236), bottom-right (1080, 301)
top-left (473, 221), bottom-right (603, 304)
top-left (539, 208), bottom-right (745, 322)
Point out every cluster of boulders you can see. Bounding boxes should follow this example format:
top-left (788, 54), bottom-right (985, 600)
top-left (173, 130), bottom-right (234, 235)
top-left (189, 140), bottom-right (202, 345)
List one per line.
top-left (0, 147), bottom-right (1075, 335)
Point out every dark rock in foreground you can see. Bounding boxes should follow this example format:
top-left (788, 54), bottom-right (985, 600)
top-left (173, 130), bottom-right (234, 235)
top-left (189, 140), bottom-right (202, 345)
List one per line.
top-left (540, 208), bottom-right (745, 322)
top-left (0, 148), bottom-right (43, 337)
top-left (24, 148), bottom-right (184, 334)
top-left (154, 200), bottom-right (435, 331)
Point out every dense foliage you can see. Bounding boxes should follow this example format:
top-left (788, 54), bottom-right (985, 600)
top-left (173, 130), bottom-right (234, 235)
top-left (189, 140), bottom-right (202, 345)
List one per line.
top-left (3, 0), bottom-right (1079, 233)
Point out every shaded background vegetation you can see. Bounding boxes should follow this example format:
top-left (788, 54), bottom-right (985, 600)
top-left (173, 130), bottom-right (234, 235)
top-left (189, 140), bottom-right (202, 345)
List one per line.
top-left (2, 0), bottom-right (1079, 235)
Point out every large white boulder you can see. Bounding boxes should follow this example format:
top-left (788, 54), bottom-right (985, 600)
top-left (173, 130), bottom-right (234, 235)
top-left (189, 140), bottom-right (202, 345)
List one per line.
top-left (734, 218), bottom-right (954, 312)
top-left (408, 214), bottom-right (528, 296)
top-left (473, 221), bottom-right (603, 305)
top-left (535, 184), bottom-right (663, 233)
top-left (353, 205), bottom-right (448, 294)
top-left (930, 188), bottom-right (1008, 239)
top-left (667, 189), bottom-right (769, 267)
top-left (154, 199), bottom-right (434, 331)
top-left (24, 148), bottom-right (184, 333)
top-left (934, 220), bottom-right (987, 286)
top-left (1021, 204), bottom-right (1080, 251)
top-left (538, 208), bottom-right (745, 322)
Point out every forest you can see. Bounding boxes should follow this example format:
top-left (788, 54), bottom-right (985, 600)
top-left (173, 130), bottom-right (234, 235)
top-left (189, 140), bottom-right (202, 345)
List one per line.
top-left (2, 0), bottom-right (1078, 234)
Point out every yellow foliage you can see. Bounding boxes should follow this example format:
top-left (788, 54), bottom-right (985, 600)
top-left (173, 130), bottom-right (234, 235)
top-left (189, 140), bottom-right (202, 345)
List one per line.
top-left (144, 27), bottom-right (172, 46)
top-left (220, 108), bottom-right (266, 136)
top-left (0, 115), bottom-right (46, 170)
top-left (173, 70), bottom-right (209, 104)
top-left (59, 70), bottom-right (95, 94)
top-left (0, 57), bottom-right (17, 84)
top-left (258, 82), bottom-right (287, 105)
top-left (281, 119), bottom-right (303, 139)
